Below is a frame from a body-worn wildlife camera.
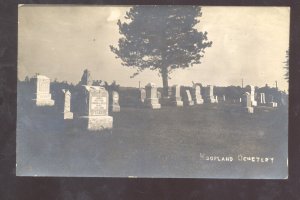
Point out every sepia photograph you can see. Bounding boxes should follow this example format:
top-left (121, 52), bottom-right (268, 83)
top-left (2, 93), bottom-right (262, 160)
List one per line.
top-left (16, 5), bottom-right (289, 178)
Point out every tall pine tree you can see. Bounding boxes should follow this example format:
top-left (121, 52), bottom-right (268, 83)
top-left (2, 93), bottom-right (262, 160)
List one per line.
top-left (111, 6), bottom-right (212, 97)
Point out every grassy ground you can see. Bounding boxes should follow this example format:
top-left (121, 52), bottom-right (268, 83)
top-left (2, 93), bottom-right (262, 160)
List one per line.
top-left (16, 102), bottom-right (288, 178)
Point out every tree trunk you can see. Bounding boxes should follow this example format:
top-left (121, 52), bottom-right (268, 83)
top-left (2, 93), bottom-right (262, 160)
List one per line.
top-left (161, 67), bottom-right (169, 98)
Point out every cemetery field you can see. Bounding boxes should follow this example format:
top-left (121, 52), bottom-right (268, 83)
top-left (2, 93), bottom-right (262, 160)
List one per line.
top-left (17, 103), bottom-right (288, 178)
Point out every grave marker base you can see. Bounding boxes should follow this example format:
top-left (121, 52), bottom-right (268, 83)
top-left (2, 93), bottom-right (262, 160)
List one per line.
top-left (194, 98), bottom-right (204, 104)
top-left (33, 99), bottom-right (55, 106)
top-left (77, 116), bottom-right (113, 131)
top-left (242, 107), bottom-right (254, 113)
top-left (110, 105), bottom-right (121, 112)
top-left (63, 112), bottom-right (73, 120)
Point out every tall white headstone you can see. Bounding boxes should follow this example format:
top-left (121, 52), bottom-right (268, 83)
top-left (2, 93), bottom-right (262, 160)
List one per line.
top-left (32, 75), bottom-right (55, 106)
top-left (241, 92), bottom-right (254, 113)
top-left (139, 88), bottom-right (146, 103)
top-left (109, 91), bottom-right (120, 112)
top-left (215, 96), bottom-right (219, 103)
top-left (258, 93), bottom-right (266, 105)
top-left (245, 85), bottom-right (257, 106)
top-left (182, 89), bottom-right (194, 106)
top-left (170, 85), bottom-right (183, 106)
top-left (204, 85), bottom-right (216, 103)
top-left (222, 95), bottom-right (226, 102)
top-left (61, 89), bottom-right (73, 119)
top-left (145, 83), bottom-right (161, 109)
top-left (192, 84), bottom-right (204, 104)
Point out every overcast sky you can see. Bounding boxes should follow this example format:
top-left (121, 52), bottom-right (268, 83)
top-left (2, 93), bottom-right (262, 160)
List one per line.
top-left (18, 5), bottom-right (290, 91)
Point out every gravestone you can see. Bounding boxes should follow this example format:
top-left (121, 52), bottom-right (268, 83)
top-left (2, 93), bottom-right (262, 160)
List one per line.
top-left (192, 84), bottom-right (204, 104)
top-left (170, 85), bottom-right (183, 106)
top-left (145, 83), bottom-right (161, 109)
top-left (139, 88), bottom-right (146, 103)
top-left (182, 89), bottom-right (194, 106)
top-left (109, 91), bottom-right (120, 112)
top-left (215, 96), bottom-right (219, 103)
top-left (157, 91), bottom-right (162, 100)
top-left (266, 95), bottom-right (278, 108)
top-left (61, 89), bottom-right (73, 119)
top-left (279, 91), bottom-right (288, 106)
top-left (32, 75), bottom-right (55, 106)
top-left (204, 85), bottom-right (216, 103)
top-left (77, 85), bottom-right (113, 130)
top-left (245, 85), bottom-right (257, 106)
top-left (222, 95), bottom-right (226, 102)
top-left (241, 92), bottom-right (254, 113)
top-left (80, 69), bottom-right (93, 86)
top-left (258, 93), bottom-right (266, 105)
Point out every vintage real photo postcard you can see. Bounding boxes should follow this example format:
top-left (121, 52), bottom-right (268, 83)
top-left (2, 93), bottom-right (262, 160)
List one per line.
top-left (16, 5), bottom-right (289, 178)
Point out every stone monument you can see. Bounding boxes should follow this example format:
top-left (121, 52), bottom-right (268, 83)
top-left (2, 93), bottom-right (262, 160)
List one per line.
top-left (204, 85), bottom-right (216, 103)
top-left (145, 83), bottom-right (161, 109)
top-left (215, 96), bottom-right (219, 103)
top-left (258, 93), bottom-right (266, 105)
top-left (61, 89), bottom-right (73, 119)
top-left (245, 85), bottom-right (257, 106)
top-left (182, 89), bottom-right (194, 106)
top-left (170, 85), bottom-right (183, 106)
top-left (157, 91), bottom-right (162, 100)
top-left (80, 69), bottom-right (93, 86)
top-left (241, 92), bottom-right (254, 113)
top-left (222, 95), bottom-right (226, 102)
top-left (267, 95), bottom-right (278, 108)
top-left (139, 88), bottom-right (146, 103)
top-left (32, 75), bottom-right (55, 106)
top-left (77, 85), bottom-right (113, 130)
top-left (192, 84), bottom-right (204, 104)
top-left (109, 91), bottom-right (120, 112)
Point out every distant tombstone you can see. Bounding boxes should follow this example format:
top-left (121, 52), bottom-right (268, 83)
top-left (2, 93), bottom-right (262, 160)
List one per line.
top-left (266, 95), bottom-right (278, 108)
top-left (145, 83), bottom-right (161, 109)
top-left (182, 89), bottom-right (194, 106)
top-left (222, 95), bottom-right (226, 102)
top-left (168, 87), bottom-right (173, 97)
top-left (170, 85), bottom-right (183, 106)
top-left (204, 85), bottom-right (216, 103)
top-left (192, 84), bottom-right (204, 104)
top-left (61, 89), bottom-right (73, 119)
top-left (139, 88), bottom-right (146, 103)
top-left (157, 91), bottom-right (162, 100)
top-left (32, 75), bottom-right (55, 106)
top-left (77, 85), bottom-right (113, 131)
top-left (239, 98), bottom-right (242, 103)
top-left (245, 85), bottom-right (257, 106)
top-left (279, 91), bottom-right (288, 106)
top-left (109, 91), bottom-right (120, 112)
top-left (241, 92), bottom-right (254, 113)
top-left (215, 96), bottom-right (219, 103)
top-left (258, 93), bottom-right (266, 105)
top-left (80, 69), bottom-right (93, 86)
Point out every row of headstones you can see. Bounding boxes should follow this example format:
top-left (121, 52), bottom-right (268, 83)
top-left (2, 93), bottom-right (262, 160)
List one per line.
top-left (30, 75), bottom-right (279, 129)
top-left (241, 85), bottom-right (278, 114)
top-left (30, 75), bottom-right (120, 131)
top-left (139, 83), bottom-right (225, 109)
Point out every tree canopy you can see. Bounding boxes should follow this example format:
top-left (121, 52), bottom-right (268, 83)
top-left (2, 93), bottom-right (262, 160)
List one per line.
top-left (110, 5), bottom-right (212, 97)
